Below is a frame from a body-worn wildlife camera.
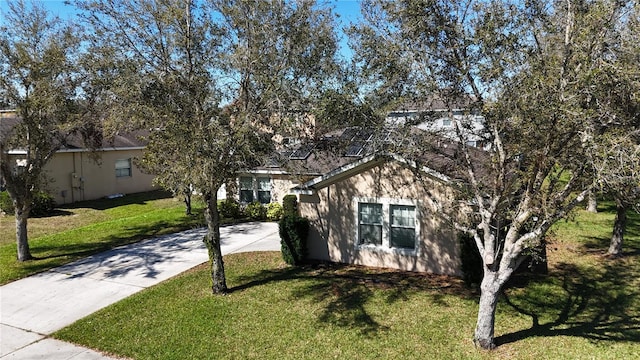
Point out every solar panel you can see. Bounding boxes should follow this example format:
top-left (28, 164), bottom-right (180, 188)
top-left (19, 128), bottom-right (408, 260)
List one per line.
top-left (289, 144), bottom-right (314, 160)
top-left (340, 127), bottom-right (359, 141)
top-left (355, 128), bottom-right (374, 141)
top-left (345, 141), bottom-right (365, 157)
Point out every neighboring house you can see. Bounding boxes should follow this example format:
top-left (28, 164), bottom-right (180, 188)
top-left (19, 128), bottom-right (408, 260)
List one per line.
top-left (386, 98), bottom-right (488, 149)
top-left (0, 112), bottom-right (156, 205)
top-left (41, 134), bottom-right (156, 204)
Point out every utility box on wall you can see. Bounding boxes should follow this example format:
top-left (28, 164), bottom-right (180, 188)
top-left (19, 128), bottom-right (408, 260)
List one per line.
top-left (71, 173), bottom-right (81, 188)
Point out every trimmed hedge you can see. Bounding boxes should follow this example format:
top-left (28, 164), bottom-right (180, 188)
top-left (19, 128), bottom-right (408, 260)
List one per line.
top-left (279, 215), bottom-right (309, 266)
top-left (282, 194), bottom-right (298, 217)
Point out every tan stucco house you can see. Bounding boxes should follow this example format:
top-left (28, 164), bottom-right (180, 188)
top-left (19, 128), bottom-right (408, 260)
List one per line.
top-left (293, 153), bottom-right (464, 276)
top-left (1, 112), bottom-right (156, 205)
top-left (240, 126), bottom-right (478, 276)
top-left (41, 136), bottom-right (156, 204)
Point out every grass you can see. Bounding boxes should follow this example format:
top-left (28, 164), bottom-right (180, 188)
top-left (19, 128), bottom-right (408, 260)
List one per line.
top-left (54, 204), bottom-right (640, 359)
top-left (0, 191), bottom-right (205, 284)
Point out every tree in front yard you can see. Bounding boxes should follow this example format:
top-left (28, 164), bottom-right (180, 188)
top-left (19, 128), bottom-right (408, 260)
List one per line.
top-left (351, 0), bottom-right (640, 349)
top-left (79, 0), bottom-right (339, 294)
top-left (0, 1), bottom-right (100, 261)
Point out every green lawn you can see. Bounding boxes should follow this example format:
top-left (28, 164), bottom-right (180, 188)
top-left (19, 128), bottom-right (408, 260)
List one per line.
top-left (54, 205), bottom-right (640, 359)
top-left (0, 191), bottom-right (205, 284)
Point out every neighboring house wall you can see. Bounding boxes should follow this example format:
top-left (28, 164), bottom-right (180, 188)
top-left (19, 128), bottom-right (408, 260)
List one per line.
top-left (387, 110), bottom-right (488, 149)
top-left (299, 161), bottom-right (462, 276)
top-left (42, 148), bottom-right (155, 204)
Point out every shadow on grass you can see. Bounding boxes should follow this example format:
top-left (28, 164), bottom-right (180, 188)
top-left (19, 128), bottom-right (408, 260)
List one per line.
top-left (58, 190), bottom-right (173, 211)
top-left (231, 262), bottom-right (473, 336)
top-left (16, 216), bottom-right (207, 282)
top-left (496, 258), bottom-right (640, 346)
top-left (580, 207), bottom-right (640, 256)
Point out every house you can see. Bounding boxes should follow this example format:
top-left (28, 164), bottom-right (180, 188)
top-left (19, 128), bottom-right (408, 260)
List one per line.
top-left (0, 111), bottom-right (156, 204)
top-left (41, 132), bottom-right (156, 204)
top-left (242, 125), bottom-right (481, 276)
top-left (386, 98), bottom-right (488, 149)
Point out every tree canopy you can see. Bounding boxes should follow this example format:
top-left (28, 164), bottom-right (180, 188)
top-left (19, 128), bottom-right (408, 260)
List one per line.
top-left (0, 0), bottom-right (101, 261)
top-left (351, 0), bottom-right (640, 349)
top-left (78, 0), bottom-right (341, 293)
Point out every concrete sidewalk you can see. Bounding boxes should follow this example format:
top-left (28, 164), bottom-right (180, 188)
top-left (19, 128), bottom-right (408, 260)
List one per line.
top-left (0, 222), bottom-right (281, 359)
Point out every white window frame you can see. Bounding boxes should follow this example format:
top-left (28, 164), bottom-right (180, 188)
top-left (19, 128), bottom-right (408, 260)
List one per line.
top-left (353, 197), bottom-right (420, 255)
top-left (239, 176), bottom-right (254, 203)
top-left (257, 177), bottom-right (272, 204)
top-left (358, 202), bottom-right (383, 246)
top-left (238, 176), bottom-right (273, 204)
top-left (115, 158), bottom-right (132, 178)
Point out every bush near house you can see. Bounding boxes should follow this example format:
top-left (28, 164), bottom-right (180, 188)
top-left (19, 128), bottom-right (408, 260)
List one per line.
top-left (266, 202), bottom-right (284, 221)
top-left (279, 214), bottom-right (309, 266)
top-left (217, 198), bottom-right (241, 219)
top-left (0, 191), bottom-right (56, 217)
top-left (245, 201), bottom-right (267, 220)
top-left (459, 233), bottom-right (483, 288)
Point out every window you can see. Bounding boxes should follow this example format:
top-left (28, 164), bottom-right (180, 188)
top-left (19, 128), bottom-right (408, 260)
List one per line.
top-left (355, 199), bottom-right (418, 252)
top-left (257, 177), bottom-right (271, 204)
top-left (14, 159), bottom-right (27, 175)
top-left (239, 177), bottom-right (254, 203)
top-left (115, 159), bottom-right (132, 177)
top-left (442, 118), bottom-right (452, 127)
top-left (390, 205), bottom-right (416, 249)
top-left (358, 203), bottom-right (383, 245)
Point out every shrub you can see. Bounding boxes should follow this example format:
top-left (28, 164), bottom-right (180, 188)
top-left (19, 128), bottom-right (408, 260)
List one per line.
top-left (30, 192), bottom-right (56, 217)
top-left (279, 215), bottom-right (310, 266)
top-left (0, 191), bottom-right (56, 217)
top-left (245, 201), bottom-right (267, 220)
top-left (0, 191), bottom-right (12, 214)
top-left (217, 198), bottom-right (241, 219)
top-left (282, 194), bottom-right (298, 217)
top-left (266, 202), bottom-right (284, 221)
top-left (459, 233), bottom-right (483, 288)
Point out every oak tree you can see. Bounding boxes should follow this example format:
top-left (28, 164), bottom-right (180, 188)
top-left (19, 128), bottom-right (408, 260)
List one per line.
top-left (351, 0), bottom-right (640, 349)
top-left (80, 0), bottom-right (339, 293)
top-left (0, 0), bottom-right (100, 261)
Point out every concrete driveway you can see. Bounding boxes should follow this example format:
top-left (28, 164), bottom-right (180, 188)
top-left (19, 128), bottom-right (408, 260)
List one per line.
top-left (0, 222), bottom-right (281, 359)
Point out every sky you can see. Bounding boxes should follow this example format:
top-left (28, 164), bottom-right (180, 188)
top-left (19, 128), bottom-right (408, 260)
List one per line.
top-left (0, 0), bottom-right (364, 58)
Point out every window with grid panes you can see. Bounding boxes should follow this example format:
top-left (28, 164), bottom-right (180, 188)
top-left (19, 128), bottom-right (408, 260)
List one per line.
top-left (239, 177), bottom-right (254, 203)
top-left (358, 203), bottom-right (383, 245)
top-left (257, 177), bottom-right (271, 204)
top-left (115, 159), bottom-right (132, 177)
top-left (390, 205), bottom-right (416, 249)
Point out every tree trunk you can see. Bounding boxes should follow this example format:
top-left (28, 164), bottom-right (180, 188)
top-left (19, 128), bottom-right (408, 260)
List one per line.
top-left (183, 190), bottom-right (192, 216)
top-left (15, 206), bottom-right (33, 261)
top-left (203, 191), bottom-right (227, 294)
top-left (607, 199), bottom-right (626, 257)
top-left (586, 190), bottom-right (598, 213)
top-left (474, 271), bottom-right (502, 350)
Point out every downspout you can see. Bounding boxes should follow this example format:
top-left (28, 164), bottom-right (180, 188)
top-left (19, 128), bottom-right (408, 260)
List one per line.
top-left (71, 152), bottom-right (76, 203)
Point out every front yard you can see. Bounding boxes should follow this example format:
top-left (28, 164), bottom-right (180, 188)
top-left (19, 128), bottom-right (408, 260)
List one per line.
top-left (53, 205), bottom-right (640, 359)
top-left (0, 191), bottom-right (204, 284)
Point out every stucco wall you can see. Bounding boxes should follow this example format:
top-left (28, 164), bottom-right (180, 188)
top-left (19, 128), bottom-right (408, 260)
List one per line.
top-left (43, 149), bottom-right (156, 204)
top-left (300, 161), bottom-right (462, 276)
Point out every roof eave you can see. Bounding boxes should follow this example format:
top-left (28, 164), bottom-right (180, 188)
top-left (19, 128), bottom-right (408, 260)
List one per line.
top-left (294, 152), bottom-right (455, 195)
